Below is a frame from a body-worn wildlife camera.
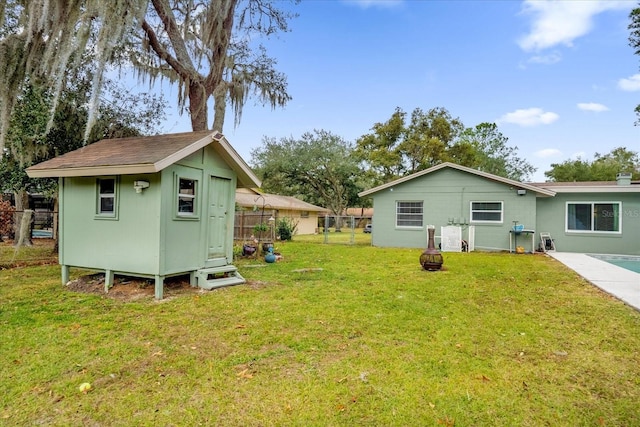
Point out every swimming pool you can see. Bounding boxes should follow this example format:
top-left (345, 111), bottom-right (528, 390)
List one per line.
top-left (588, 254), bottom-right (640, 274)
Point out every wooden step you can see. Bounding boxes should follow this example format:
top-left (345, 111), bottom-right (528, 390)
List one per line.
top-left (196, 265), bottom-right (245, 290)
top-left (198, 265), bottom-right (238, 275)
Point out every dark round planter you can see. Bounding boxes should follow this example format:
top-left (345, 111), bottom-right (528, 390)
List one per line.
top-left (242, 244), bottom-right (257, 256)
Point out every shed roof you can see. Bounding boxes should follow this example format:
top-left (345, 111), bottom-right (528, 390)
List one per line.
top-left (236, 191), bottom-right (328, 212)
top-left (26, 130), bottom-right (261, 189)
top-left (358, 162), bottom-right (556, 197)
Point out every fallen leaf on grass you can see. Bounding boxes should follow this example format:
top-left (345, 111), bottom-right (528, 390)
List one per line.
top-left (236, 368), bottom-right (253, 379)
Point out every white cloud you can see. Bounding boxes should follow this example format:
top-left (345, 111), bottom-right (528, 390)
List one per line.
top-left (497, 108), bottom-right (559, 127)
top-left (577, 102), bottom-right (609, 112)
top-left (343, 0), bottom-right (403, 9)
top-left (618, 74), bottom-right (640, 91)
top-left (535, 148), bottom-right (562, 158)
top-left (518, 0), bottom-right (630, 52)
top-left (527, 51), bottom-right (562, 65)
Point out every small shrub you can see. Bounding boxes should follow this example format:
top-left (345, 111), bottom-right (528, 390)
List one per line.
top-left (277, 217), bottom-right (297, 241)
top-left (252, 223), bottom-right (269, 234)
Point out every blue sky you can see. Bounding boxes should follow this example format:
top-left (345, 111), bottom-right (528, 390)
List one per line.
top-left (150, 0), bottom-right (640, 182)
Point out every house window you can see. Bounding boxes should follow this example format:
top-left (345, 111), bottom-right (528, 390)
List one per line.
top-left (300, 211), bottom-right (309, 219)
top-left (178, 178), bottom-right (197, 216)
top-left (566, 202), bottom-right (621, 233)
top-left (396, 201), bottom-right (423, 228)
top-left (470, 201), bottom-right (503, 223)
top-left (97, 178), bottom-right (116, 216)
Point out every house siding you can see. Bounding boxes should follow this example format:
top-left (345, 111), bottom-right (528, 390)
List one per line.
top-left (280, 209), bottom-right (318, 235)
top-left (60, 173), bottom-right (162, 274)
top-left (370, 168), bottom-right (537, 250)
top-left (536, 192), bottom-right (640, 255)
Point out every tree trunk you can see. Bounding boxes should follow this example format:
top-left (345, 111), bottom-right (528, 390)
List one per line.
top-left (189, 81), bottom-right (209, 131)
top-left (15, 209), bottom-right (33, 249)
top-left (212, 85), bottom-right (227, 132)
top-left (13, 189), bottom-right (32, 247)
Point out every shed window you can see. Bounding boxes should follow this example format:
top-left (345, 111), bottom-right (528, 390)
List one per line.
top-left (178, 178), bottom-right (197, 216)
top-left (396, 201), bottom-right (423, 228)
top-left (300, 211), bottom-right (309, 218)
top-left (470, 201), bottom-right (503, 223)
top-left (97, 178), bottom-right (116, 216)
top-left (566, 202), bottom-right (620, 233)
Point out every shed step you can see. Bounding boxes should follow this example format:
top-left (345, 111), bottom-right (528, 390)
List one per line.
top-left (196, 265), bottom-right (245, 290)
top-left (198, 265), bottom-right (238, 275)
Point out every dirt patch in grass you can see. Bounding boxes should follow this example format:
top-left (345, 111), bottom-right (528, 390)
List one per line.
top-left (65, 272), bottom-right (269, 301)
top-left (66, 273), bottom-right (201, 301)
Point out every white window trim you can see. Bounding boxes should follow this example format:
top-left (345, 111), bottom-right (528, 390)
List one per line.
top-left (470, 201), bottom-right (503, 224)
top-left (175, 176), bottom-right (199, 220)
top-left (565, 201), bottom-right (622, 234)
top-left (96, 177), bottom-right (118, 219)
top-left (395, 200), bottom-right (424, 229)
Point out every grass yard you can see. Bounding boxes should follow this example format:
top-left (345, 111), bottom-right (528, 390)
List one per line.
top-left (0, 239), bottom-right (57, 268)
top-left (1, 240), bottom-right (639, 426)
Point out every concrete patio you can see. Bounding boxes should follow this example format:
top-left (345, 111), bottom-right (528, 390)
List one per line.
top-left (548, 252), bottom-right (640, 312)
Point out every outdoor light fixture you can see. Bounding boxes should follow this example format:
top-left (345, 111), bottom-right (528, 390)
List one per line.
top-left (517, 189), bottom-right (526, 196)
top-left (134, 180), bottom-right (150, 193)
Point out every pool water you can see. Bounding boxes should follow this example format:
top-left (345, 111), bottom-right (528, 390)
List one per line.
top-left (589, 254), bottom-right (640, 274)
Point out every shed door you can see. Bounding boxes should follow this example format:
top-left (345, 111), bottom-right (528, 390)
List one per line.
top-left (208, 176), bottom-right (232, 260)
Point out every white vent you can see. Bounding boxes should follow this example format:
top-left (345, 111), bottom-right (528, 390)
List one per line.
top-left (616, 172), bottom-right (632, 186)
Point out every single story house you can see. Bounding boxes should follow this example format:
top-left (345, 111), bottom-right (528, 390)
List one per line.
top-left (343, 207), bottom-right (374, 228)
top-left (235, 189), bottom-right (328, 236)
top-left (26, 130), bottom-right (261, 298)
top-left (358, 162), bottom-right (640, 255)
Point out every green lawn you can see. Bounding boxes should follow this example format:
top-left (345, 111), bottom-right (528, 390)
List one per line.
top-left (1, 240), bottom-right (639, 426)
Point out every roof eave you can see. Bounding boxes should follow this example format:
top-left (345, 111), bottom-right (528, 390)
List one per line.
top-left (542, 186), bottom-right (640, 193)
top-left (26, 164), bottom-right (157, 178)
top-left (358, 162), bottom-right (556, 197)
top-left (211, 132), bottom-right (262, 189)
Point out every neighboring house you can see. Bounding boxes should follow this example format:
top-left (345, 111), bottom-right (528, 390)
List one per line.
top-left (235, 188), bottom-right (328, 236)
top-left (26, 130), bottom-right (261, 298)
top-left (343, 207), bottom-right (374, 228)
top-left (358, 162), bottom-right (640, 255)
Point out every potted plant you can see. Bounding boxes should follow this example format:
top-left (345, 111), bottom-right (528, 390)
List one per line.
top-left (252, 223), bottom-right (269, 235)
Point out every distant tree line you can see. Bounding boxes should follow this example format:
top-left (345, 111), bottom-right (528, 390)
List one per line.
top-left (251, 106), bottom-right (640, 217)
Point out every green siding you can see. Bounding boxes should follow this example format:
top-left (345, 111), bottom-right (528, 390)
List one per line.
top-left (536, 193), bottom-right (640, 255)
top-left (369, 168), bottom-right (537, 250)
top-left (160, 165), bottom-right (205, 274)
top-left (60, 174), bottom-right (162, 274)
